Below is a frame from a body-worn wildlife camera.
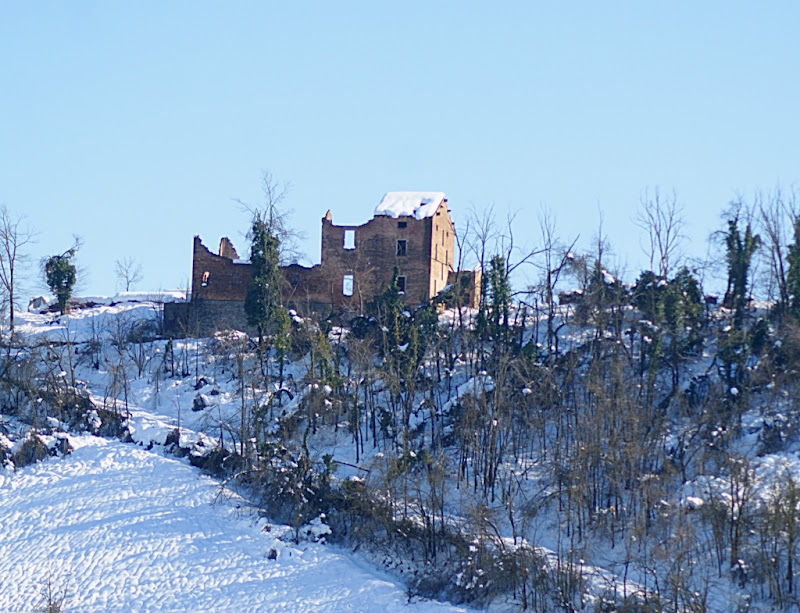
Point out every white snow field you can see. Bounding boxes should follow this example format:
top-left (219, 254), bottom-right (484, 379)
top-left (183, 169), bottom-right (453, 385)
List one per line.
top-left (0, 435), bottom-right (465, 612)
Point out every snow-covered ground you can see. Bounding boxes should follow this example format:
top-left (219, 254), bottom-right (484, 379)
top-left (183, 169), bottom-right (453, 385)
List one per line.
top-left (8, 296), bottom-right (799, 611)
top-left (0, 434), bottom-right (465, 612)
top-left (2, 301), bottom-right (469, 612)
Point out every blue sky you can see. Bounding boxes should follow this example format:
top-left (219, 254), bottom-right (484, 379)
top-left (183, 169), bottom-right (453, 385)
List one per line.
top-left (1, 2), bottom-right (798, 297)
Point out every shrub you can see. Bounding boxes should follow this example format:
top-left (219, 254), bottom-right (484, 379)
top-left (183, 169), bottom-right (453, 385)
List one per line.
top-left (13, 434), bottom-right (48, 468)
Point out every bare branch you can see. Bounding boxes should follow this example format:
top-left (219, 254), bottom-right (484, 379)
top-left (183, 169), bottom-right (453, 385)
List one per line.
top-left (0, 204), bottom-right (37, 332)
top-left (233, 170), bottom-right (304, 265)
top-left (114, 256), bottom-right (143, 292)
top-left (635, 188), bottom-right (686, 279)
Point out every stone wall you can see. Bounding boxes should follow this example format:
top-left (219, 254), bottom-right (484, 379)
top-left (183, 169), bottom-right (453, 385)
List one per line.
top-left (191, 236), bottom-right (252, 302)
top-left (163, 300), bottom-right (257, 338)
top-left (319, 200), bottom-right (454, 308)
top-left (168, 199), bottom-right (473, 338)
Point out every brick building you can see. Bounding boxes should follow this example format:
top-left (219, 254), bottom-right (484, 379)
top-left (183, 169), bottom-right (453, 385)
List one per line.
top-left (164, 192), bottom-right (479, 336)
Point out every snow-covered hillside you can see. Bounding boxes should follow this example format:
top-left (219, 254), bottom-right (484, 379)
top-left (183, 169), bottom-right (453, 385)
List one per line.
top-left (5, 286), bottom-right (800, 612)
top-left (0, 435), bottom-right (462, 612)
top-left (1, 299), bottom-right (466, 612)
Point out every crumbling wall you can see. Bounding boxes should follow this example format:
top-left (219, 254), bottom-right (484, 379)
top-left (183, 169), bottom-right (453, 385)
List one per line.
top-left (163, 300), bottom-right (257, 338)
top-left (319, 200), bottom-right (454, 308)
top-left (191, 236), bottom-right (251, 302)
top-left (168, 200), bottom-right (471, 338)
top-left (444, 269), bottom-right (481, 310)
top-left (282, 263), bottom-right (342, 316)
top-left (218, 237), bottom-right (239, 260)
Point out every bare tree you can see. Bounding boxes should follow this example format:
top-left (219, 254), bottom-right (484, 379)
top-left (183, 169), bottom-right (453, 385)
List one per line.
top-left (466, 205), bottom-right (539, 340)
top-left (635, 188), bottom-right (686, 279)
top-left (536, 209), bottom-right (578, 356)
top-left (234, 169), bottom-right (304, 265)
top-left (498, 210), bottom-right (541, 281)
top-left (756, 187), bottom-right (798, 307)
top-left (0, 205), bottom-right (36, 333)
top-left (114, 256), bottom-right (143, 292)
top-left (466, 204), bottom-right (498, 282)
top-left (34, 572), bottom-right (69, 613)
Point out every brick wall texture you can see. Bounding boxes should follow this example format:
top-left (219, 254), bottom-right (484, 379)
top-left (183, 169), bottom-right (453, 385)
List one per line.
top-left (165, 199), bottom-right (478, 336)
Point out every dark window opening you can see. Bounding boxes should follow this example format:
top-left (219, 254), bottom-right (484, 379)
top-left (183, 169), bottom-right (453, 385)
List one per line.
top-left (398, 221), bottom-right (407, 229)
top-left (201, 271), bottom-right (210, 287)
top-left (396, 239), bottom-right (407, 256)
top-left (397, 276), bottom-right (406, 294)
top-left (289, 273), bottom-right (300, 287)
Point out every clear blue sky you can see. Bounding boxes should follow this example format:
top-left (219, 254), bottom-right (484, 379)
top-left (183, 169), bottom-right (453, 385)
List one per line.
top-left (1, 2), bottom-right (798, 297)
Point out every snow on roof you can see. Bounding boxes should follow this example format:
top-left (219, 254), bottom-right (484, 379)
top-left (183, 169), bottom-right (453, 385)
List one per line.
top-left (374, 192), bottom-right (446, 220)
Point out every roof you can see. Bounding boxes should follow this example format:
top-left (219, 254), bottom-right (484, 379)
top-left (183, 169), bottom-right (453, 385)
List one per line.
top-left (374, 191), bottom-right (446, 220)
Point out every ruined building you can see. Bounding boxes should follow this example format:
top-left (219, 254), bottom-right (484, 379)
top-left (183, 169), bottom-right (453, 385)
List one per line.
top-left (164, 192), bottom-right (480, 336)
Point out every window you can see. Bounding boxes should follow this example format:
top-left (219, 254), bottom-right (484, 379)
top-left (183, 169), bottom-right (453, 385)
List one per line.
top-left (342, 274), bottom-right (354, 297)
top-left (396, 239), bottom-right (407, 256)
top-left (289, 273), bottom-right (300, 287)
top-left (201, 271), bottom-right (210, 287)
top-left (397, 276), bottom-right (406, 294)
top-left (398, 221), bottom-right (407, 229)
top-left (343, 230), bottom-right (355, 250)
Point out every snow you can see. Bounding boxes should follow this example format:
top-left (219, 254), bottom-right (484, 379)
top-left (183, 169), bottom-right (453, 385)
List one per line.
top-left (27, 295), bottom-right (50, 312)
top-left (75, 291), bottom-right (187, 305)
top-left (374, 192), bottom-right (446, 220)
top-left (0, 436), bottom-right (465, 612)
top-left (1, 302), bottom-right (470, 611)
top-left (14, 301), bottom-right (159, 343)
top-left (7, 294), bottom-right (799, 611)
top-left (27, 292), bottom-right (184, 314)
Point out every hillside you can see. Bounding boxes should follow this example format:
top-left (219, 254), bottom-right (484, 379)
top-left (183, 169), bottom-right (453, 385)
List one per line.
top-left (0, 435), bottom-right (461, 612)
top-left (0, 298), bottom-right (465, 612)
top-left (3, 273), bottom-right (800, 611)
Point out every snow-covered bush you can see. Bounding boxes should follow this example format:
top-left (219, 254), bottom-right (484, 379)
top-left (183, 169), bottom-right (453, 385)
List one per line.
top-left (12, 434), bottom-right (48, 468)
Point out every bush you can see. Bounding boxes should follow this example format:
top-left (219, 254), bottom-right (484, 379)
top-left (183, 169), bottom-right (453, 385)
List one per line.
top-left (34, 574), bottom-right (68, 613)
top-left (13, 434), bottom-right (48, 468)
